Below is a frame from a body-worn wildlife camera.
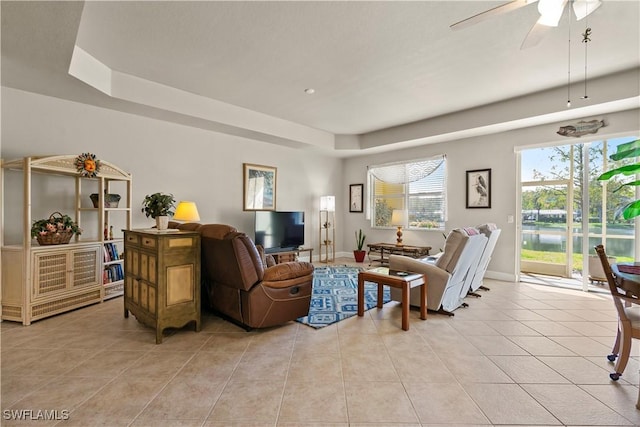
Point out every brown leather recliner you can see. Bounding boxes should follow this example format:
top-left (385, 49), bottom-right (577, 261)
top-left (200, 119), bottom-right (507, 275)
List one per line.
top-left (199, 224), bottom-right (313, 329)
top-left (168, 221), bottom-right (202, 231)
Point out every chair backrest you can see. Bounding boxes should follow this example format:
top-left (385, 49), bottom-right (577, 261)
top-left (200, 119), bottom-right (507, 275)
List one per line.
top-left (469, 224), bottom-right (501, 292)
top-left (177, 222), bottom-right (202, 231)
top-left (436, 229), bottom-right (469, 273)
top-left (440, 231), bottom-right (488, 312)
top-left (595, 244), bottom-right (628, 322)
top-left (168, 221), bottom-right (202, 231)
top-left (199, 224), bottom-right (264, 291)
top-left (455, 231), bottom-right (489, 300)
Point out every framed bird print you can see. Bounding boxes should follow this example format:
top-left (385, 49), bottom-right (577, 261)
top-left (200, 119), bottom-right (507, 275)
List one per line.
top-left (466, 169), bottom-right (491, 208)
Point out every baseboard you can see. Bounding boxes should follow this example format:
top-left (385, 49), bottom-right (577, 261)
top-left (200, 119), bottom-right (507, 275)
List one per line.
top-left (485, 270), bottom-right (516, 282)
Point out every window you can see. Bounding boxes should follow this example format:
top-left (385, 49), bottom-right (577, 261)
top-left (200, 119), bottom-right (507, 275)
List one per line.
top-left (368, 155), bottom-right (446, 230)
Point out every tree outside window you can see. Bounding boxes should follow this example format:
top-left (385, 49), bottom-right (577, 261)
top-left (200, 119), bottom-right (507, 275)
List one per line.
top-left (369, 156), bottom-right (446, 230)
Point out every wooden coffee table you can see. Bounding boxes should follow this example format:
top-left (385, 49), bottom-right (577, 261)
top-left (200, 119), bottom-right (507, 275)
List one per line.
top-left (357, 267), bottom-right (426, 331)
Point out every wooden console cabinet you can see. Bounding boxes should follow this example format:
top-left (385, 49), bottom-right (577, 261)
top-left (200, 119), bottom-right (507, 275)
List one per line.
top-left (270, 247), bottom-right (313, 264)
top-left (123, 229), bottom-right (201, 343)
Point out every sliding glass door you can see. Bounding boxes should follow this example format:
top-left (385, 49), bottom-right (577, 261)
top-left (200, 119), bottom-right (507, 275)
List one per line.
top-left (520, 136), bottom-right (637, 285)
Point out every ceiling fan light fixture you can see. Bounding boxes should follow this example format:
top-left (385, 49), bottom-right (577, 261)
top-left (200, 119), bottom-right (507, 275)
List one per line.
top-left (573, 0), bottom-right (602, 20)
top-left (537, 0), bottom-right (568, 26)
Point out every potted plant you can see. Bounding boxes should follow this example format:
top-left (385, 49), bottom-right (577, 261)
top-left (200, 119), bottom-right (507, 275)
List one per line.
top-left (141, 192), bottom-right (175, 230)
top-left (354, 229), bottom-right (366, 262)
top-left (31, 211), bottom-right (82, 245)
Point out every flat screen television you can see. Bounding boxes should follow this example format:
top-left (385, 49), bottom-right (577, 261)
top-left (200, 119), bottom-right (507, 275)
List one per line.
top-left (254, 211), bottom-right (305, 253)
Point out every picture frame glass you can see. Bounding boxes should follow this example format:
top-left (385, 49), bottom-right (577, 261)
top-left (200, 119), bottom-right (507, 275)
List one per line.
top-left (466, 169), bottom-right (491, 208)
top-left (350, 184), bottom-right (363, 212)
top-left (244, 163), bottom-right (277, 211)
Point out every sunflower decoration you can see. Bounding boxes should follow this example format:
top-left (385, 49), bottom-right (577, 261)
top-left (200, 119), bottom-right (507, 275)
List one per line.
top-left (74, 153), bottom-right (101, 178)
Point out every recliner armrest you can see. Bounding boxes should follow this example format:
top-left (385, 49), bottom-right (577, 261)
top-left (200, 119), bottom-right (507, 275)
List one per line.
top-left (263, 262), bottom-right (314, 281)
top-left (389, 255), bottom-right (450, 283)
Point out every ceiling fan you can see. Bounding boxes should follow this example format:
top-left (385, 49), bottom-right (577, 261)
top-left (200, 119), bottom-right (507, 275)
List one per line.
top-left (450, 0), bottom-right (602, 49)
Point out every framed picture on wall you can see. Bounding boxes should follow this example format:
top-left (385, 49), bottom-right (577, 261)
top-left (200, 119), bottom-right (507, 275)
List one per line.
top-left (466, 168), bottom-right (491, 208)
top-left (243, 163), bottom-right (277, 211)
top-left (350, 184), bottom-right (364, 212)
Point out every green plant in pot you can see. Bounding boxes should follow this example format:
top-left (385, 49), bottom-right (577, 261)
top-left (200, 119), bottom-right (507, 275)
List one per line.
top-left (141, 192), bottom-right (175, 230)
top-left (597, 138), bottom-right (640, 220)
top-left (354, 229), bottom-right (366, 262)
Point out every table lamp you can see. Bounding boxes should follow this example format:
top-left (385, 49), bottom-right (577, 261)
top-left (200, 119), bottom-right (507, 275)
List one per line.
top-left (173, 201), bottom-right (200, 222)
top-left (391, 209), bottom-right (406, 246)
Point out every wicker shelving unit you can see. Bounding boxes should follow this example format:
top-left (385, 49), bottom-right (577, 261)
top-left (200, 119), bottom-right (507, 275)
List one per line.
top-left (1, 155), bottom-right (132, 325)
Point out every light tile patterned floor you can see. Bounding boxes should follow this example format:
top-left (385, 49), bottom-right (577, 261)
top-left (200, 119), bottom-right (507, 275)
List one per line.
top-left (2, 259), bottom-right (640, 426)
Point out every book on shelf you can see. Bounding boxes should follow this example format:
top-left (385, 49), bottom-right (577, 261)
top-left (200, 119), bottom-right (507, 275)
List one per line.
top-left (103, 242), bottom-right (120, 262)
top-left (103, 263), bottom-right (124, 283)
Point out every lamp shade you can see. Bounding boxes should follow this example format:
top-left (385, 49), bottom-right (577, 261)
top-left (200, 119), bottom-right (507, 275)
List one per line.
top-left (320, 195), bottom-right (335, 211)
top-left (173, 201), bottom-right (200, 222)
top-left (391, 209), bottom-right (406, 226)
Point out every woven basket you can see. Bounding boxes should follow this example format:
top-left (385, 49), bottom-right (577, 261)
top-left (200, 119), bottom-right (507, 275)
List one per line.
top-left (35, 212), bottom-right (74, 245)
top-left (37, 231), bottom-right (73, 245)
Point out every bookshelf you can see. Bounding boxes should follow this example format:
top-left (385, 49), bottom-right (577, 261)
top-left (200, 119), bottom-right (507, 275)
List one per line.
top-left (1, 155), bottom-right (132, 324)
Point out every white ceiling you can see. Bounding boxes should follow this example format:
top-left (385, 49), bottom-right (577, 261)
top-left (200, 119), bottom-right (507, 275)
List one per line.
top-left (2, 1), bottom-right (639, 155)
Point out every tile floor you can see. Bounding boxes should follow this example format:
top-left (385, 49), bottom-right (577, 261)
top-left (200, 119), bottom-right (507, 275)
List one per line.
top-left (2, 259), bottom-right (640, 426)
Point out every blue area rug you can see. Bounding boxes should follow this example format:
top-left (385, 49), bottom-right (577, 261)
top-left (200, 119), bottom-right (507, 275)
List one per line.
top-left (297, 265), bottom-right (391, 329)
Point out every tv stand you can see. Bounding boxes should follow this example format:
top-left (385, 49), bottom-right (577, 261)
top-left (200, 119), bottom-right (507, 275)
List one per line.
top-left (270, 247), bottom-right (314, 264)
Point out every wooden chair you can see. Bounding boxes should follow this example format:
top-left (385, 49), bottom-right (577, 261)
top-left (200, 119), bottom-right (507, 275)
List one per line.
top-left (594, 244), bottom-right (640, 381)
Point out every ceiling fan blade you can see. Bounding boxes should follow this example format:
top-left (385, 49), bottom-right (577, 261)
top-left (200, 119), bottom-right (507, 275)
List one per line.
top-left (573, 0), bottom-right (602, 20)
top-left (450, 0), bottom-right (537, 31)
top-left (520, 19), bottom-right (553, 49)
top-left (537, 0), bottom-right (568, 26)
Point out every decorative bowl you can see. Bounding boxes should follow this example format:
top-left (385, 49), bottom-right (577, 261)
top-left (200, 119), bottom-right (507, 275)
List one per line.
top-left (90, 193), bottom-right (121, 208)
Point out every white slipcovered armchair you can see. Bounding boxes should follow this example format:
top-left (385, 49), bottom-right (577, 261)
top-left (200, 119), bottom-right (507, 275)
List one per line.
top-left (389, 228), bottom-right (487, 315)
top-left (467, 223), bottom-right (501, 296)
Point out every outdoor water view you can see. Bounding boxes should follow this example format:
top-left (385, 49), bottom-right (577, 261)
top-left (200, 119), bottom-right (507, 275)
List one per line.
top-left (521, 135), bottom-right (638, 277)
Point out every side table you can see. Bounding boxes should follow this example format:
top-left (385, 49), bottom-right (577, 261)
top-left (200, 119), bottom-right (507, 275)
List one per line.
top-left (357, 267), bottom-right (426, 331)
top-left (123, 229), bottom-right (201, 343)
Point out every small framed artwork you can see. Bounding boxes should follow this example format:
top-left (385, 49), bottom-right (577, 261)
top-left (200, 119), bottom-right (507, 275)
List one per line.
top-left (243, 163), bottom-right (277, 211)
top-left (466, 168), bottom-right (491, 208)
top-left (349, 184), bottom-right (364, 212)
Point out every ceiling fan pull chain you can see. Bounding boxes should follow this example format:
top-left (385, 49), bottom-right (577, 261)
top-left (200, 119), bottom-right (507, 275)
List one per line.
top-left (567, 4), bottom-right (572, 108)
top-left (581, 22), bottom-right (591, 100)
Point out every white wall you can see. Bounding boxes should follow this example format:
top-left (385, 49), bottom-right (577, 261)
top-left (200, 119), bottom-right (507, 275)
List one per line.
top-left (2, 86), bottom-right (639, 281)
top-left (1, 87), bottom-right (343, 251)
top-left (343, 108), bottom-right (640, 282)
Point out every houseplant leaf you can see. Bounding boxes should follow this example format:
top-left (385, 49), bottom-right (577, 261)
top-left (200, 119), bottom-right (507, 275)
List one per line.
top-left (597, 164), bottom-right (640, 181)
top-left (141, 192), bottom-right (175, 218)
top-left (610, 138), bottom-right (640, 161)
top-left (623, 199), bottom-right (640, 220)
